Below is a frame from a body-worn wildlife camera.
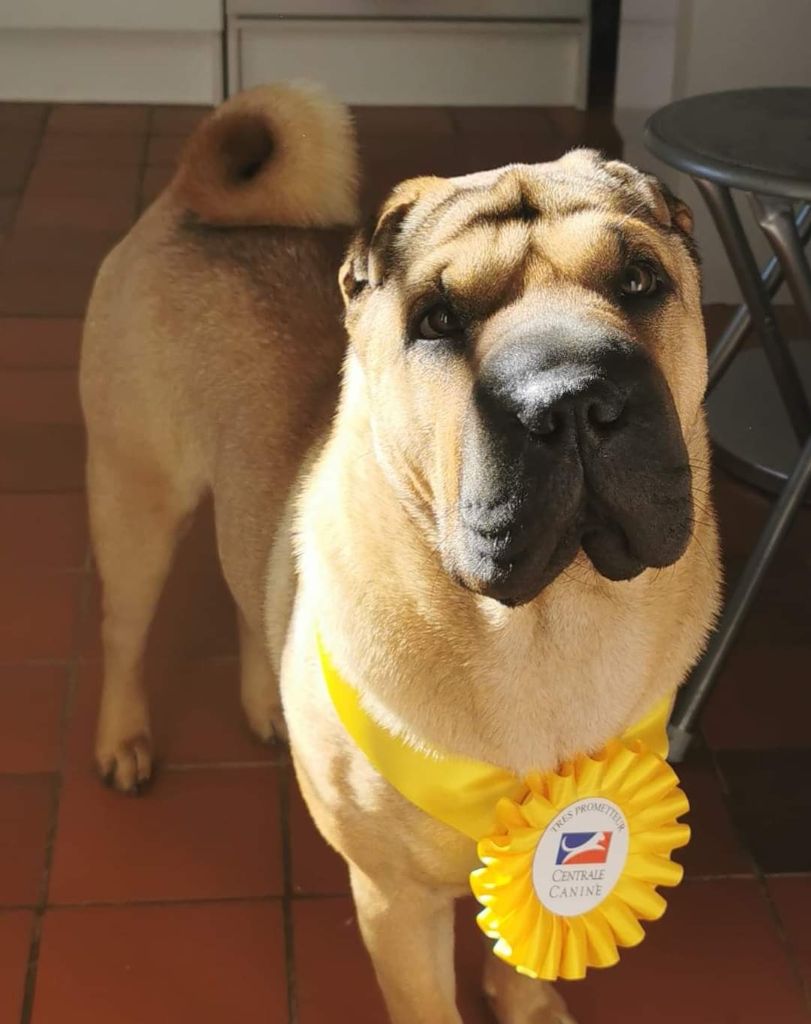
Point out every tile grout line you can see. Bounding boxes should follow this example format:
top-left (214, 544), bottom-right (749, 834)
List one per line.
top-left (757, 874), bottom-right (811, 1019)
top-left (711, 746), bottom-right (811, 1016)
top-left (134, 107), bottom-right (154, 216)
top-left (12, 102), bottom-right (60, 1024)
top-left (7, 103), bottom-right (50, 236)
top-left (1, 891), bottom-right (349, 912)
top-left (279, 762), bottom-right (298, 1024)
top-left (18, 530), bottom-right (94, 1024)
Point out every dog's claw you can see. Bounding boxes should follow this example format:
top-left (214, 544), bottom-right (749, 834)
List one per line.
top-left (95, 732), bottom-right (153, 793)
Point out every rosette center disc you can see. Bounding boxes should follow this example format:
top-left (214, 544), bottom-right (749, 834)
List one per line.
top-left (532, 797), bottom-right (630, 917)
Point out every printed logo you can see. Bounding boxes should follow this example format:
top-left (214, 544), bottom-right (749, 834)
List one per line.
top-left (532, 799), bottom-right (628, 916)
top-left (555, 831), bottom-right (613, 866)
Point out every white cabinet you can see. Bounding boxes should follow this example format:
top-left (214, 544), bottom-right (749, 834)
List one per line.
top-left (0, 0), bottom-right (221, 32)
top-left (0, 0), bottom-right (223, 102)
top-left (227, 1), bottom-right (591, 107)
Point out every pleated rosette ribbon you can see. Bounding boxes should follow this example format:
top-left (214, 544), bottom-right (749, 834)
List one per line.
top-left (470, 737), bottom-right (690, 981)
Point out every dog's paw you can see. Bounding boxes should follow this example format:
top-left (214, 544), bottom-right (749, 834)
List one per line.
top-left (484, 956), bottom-right (578, 1024)
top-left (242, 698), bottom-right (289, 746)
top-left (95, 692), bottom-right (153, 793)
top-left (96, 733), bottom-right (153, 794)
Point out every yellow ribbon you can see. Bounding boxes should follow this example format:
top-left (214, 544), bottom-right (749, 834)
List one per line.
top-left (318, 634), bottom-right (673, 840)
top-left (317, 634), bottom-right (689, 981)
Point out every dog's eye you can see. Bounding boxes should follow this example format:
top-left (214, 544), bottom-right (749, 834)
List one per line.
top-left (619, 262), bottom-right (660, 298)
top-left (418, 304), bottom-right (461, 340)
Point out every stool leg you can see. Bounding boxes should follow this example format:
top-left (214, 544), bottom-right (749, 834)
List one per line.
top-left (708, 203), bottom-right (811, 390)
top-left (669, 432), bottom-right (811, 762)
top-left (751, 193), bottom-right (811, 328)
top-left (695, 179), bottom-right (811, 440)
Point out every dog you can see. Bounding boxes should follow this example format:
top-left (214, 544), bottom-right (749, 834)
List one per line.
top-left (81, 83), bottom-right (721, 1023)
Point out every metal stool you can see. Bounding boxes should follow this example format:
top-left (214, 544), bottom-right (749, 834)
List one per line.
top-left (644, 88), bottom-right (811, 760)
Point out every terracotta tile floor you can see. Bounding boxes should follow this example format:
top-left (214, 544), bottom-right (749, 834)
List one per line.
top-left (0, 99), bottom-right (809, 1023)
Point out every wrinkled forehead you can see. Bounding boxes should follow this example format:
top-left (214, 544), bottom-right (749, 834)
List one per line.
top-left (398, 151), bottom-right (667, 253)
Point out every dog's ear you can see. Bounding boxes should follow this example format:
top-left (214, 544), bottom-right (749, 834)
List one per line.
top-left (339, 202), bottom-right (412, 305)
top-left (652, 178), bottom-right (694, 235)
top-left (602, 159), bottom-right (694, 236)
top-left (339, 176), bottom-right (447, 307)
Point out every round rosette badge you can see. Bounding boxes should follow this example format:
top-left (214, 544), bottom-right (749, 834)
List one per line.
top-left (470, 738), bottom-right (690, 981)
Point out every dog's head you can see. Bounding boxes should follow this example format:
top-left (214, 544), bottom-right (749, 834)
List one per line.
top-left (339, 150), bottom-right (706, 606)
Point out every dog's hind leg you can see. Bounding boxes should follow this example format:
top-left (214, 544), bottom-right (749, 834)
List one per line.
top-left (88, 443), bottom-right (202, 792)
top-left (237, 608), bottom-right (287, 744)
top-left (213, 468), bottom-right (294, 746)
top-left (349, 865), bottom-right (463, 1024)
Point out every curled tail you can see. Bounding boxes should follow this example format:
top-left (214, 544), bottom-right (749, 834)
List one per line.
top-left (171, 82), bottom-right (359, 228)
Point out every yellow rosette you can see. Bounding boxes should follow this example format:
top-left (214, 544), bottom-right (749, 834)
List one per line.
top-left (470, 738), bottom-right (690, 982)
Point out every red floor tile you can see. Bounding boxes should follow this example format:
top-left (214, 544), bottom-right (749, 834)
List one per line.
top-left (0, 569), bottom-right (80, 660)
top-left (0, 910), bottom-right (34, 1024)
top-left (713, 471), bottom-right (811, 653)
top-left (702, 642), bottom-right (811, 750)
top-left (0, 369), bottom-right (82, 423)
top-left (0, 493), bottom-right (86, 568)
top-left (150, 105), bottom-right (210, 135)
top-left (145, 134), bottom-right (186, 165)
top-left (36, 133), bottom-right (144, 165)
top-left (353, 104), bottom-right (455, 140)
top-left (0, 422), bottom-right (86, 491)
top-left (294, 896), bottom-right (499, 1024)
top-left (31, 901), bottom-right (286, 1024)
top-left (0, 268), bottom-right (98, 317)
top-left (361, 136), bottom-right (472, 210)
top-left (715, 750), bottom-right (811, 875)
top-left (65, 659), bottom-right (280, 773)
top-left (139, 164), bottom-right (174, 209)
top-left (545, 105), bottom-right (623, 152)
top-left (0, 775), bottom-right (54, 906)
top-left (46, 104), bottom-right (149, 134)
top-left (675, 750), bottom-right (753, 878)
top-left (450, 105), bottom-right (556, 135)
top-left (459, 134), bottom-right (569, 172)
top-left (0, 318), bottom-right (82, 369)
top-left (49, 766), bottom-right (283, 904)
top-left (0, 225), bottom-right (120, 273)
top-left (288, 775), bottom-right (349, 896)
top-left (768, 876), bottom-right (811, 992)
top-left (14, 192), bottom-right (136, 233)
top-left (295, 897), bottom-right (387, 1024)
top-left (0, 195), bottom-right (15, 231)
top-left (455, 898), bottom-right (500, 1024)
top-left (0, 102), bottom-right (47, 131)
top-left (24, 160), bottom-right (141, 201)
top-left (563, 880), bottom-right (808, 1023)
top-left (0, 139), bottom-right (39, 193)
top-left (0, 664), bottom-right (68, 773)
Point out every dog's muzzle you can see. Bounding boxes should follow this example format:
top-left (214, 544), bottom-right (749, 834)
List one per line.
top-left (449, 319), bottom-right (693, 605)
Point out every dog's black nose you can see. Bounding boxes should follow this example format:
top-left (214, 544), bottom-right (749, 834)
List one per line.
top-left (514, 373), bottom-right (629, 443)
top-left (477, 325), bottom-right (643, 449)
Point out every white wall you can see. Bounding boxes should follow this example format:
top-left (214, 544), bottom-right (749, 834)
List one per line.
top-left (0, 0), bottom-right (222, 103)
top-left (615, 0), bottom-right (811, 304)
top-left (0, 0), bottom-right (221, 31)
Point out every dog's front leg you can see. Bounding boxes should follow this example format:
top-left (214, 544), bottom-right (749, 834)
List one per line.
top-left (350, 864), bottom-right (463, 1024)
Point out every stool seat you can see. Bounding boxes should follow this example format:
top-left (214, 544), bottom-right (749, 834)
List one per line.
top-left (645, 88), bottom-right (811, 201)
